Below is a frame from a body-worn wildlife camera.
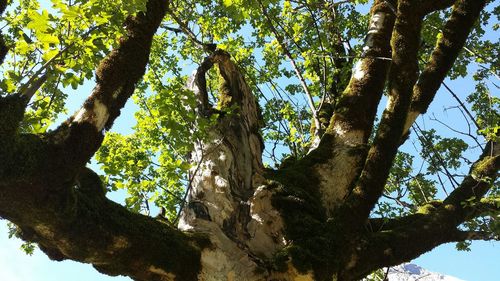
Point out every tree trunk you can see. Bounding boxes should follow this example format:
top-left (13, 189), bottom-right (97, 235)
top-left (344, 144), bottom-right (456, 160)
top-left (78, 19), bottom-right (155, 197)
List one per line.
top-left (179, 51), bottom-right (287, 280)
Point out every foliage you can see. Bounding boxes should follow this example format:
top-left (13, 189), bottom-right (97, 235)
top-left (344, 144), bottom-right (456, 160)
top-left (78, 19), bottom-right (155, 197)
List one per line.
top-left (6, 222), bottom-right (35, 255)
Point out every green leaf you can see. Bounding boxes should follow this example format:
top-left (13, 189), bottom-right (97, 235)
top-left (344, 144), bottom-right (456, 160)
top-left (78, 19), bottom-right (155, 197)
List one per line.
top-left (26, 10), bottom-right (50, 33)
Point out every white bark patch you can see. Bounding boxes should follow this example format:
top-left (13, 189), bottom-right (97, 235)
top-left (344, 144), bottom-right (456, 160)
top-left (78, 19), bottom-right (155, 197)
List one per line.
top-left (149, 266), bottom-right (176, 281)
top-left (332, 123), bottom-right (364, 145)
top-left (187, 69), bottom-right (201, 95)
top-left (353, 60), bottom-right (365, 80)
top-left (109, 236), bottom-right (129, 252)
top-left (314, 124), bottom-right (365, 212)
top-left (368, 12), bottom-right (385, 34)
top-left (73, 99), bottom-right (109, 131)
top-left (179, 140), bottom-right (236, 228)
top-left (385, 95), bottom-right (395, 111)
top-left (181, 56), bottom-right (283, 280)
top-left (195, 221), bottom-right (262, 281)
top-left (403, 111), bottom-right (419, 134)
top-left (246, 186), bottom-right (285, 258)
top-left (317, 147), bottom-right (362, 212)
top-left (308, 135), bottom-right (321, 152)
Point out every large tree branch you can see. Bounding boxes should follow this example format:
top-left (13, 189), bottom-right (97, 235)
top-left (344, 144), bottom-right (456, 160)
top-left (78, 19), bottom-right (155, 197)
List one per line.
top-left (1, 0), bottom-right (170, 190)
top-left (304, 0), bottom-right (397, 213)
top-left (403, 0), bottom-right (487, 133)
top-left (323, 0), bottom-right (396, 145)
top-left (0, 167), bottom-right (205, 281)
top-left (442, 141), bottom-right (499, 220)
top-left (1, 1), bottom-right (209, 280)
top-left (339, 0), bottom-right (424, 227)
top-left (348, 202), bottom-right (499, 280)
top-left (336, 0), bottom-right (487, 228)
top-left (342, 141), bottom-right (499, 279)
top-left (46, 0), bottom-right (169, 170)
top-left (345, 220), bottom-right (495, 280)
top-left (472, 198), bottom-right (500, 215)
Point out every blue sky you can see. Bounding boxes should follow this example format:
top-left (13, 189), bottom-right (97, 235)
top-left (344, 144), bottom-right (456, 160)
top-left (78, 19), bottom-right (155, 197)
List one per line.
top-left (1, 0), bottom-right (499, 280)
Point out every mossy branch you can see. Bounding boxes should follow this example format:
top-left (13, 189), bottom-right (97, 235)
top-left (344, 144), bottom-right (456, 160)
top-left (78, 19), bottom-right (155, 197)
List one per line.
top-left (421, 0), bottom-right (458, 14)
top-left (48, 0), bottom-right (168, 169)
top-left (322, 0), bottom-right (396, 143)
top-left (345, 220), bottom-right (492, 280)
top-left (339, 0), bottom-right (424, 229)
top-left (335, 0), bottom-right (487, 229)
top-left (1, 1), bottom-right (208, 280)
top-left (442, 141), bottom-right (499, 215)
top-left (476, 198), bottom-right (500, 213)
top-left (304, 0), bottom-right (397, 214)
top-left (410, 0), bottom-right (487, 118)
top-left (0, 178), bottom-right (204, 281)
top-left (343, 142), bottom-right (498, 279)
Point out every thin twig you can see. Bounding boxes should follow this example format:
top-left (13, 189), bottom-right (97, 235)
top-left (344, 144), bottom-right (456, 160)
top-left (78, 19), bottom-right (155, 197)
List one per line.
top-left (430, 113), bottom-right (483, 149)
top-left (164, 6), bottom-right (215, 52)
top-left (442, 82), bottom-right (481, 130)
top-left (413, 123), bottom-right (461, 188)
top-left (18, 25), bottom-right (100, 99)
top-left (258, 1), bottom-right (321, 135)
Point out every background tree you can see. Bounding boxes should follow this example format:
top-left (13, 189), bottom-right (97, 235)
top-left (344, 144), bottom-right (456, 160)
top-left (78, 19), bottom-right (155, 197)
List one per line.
top-left (0, 0), bottom-right (499, 280)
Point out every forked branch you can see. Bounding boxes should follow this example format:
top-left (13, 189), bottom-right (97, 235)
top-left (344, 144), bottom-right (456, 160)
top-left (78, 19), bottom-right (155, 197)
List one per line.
top-left (405, 0), bottom-right (487, 133)
top-left (1, 1), bottom-right (207, 280)
top-left (346, 140), bottom-right (498, 279)
top-left (339, 0), bottom-right (487, 228)
top-left (340, 0), bottom-right (424, 227)
top-left (47, 0), bottom-right (169, 169)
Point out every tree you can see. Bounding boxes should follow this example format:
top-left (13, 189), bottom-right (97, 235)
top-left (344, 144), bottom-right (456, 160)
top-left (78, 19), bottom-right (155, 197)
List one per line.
top-left (0, 0), bottom-right (498, 280)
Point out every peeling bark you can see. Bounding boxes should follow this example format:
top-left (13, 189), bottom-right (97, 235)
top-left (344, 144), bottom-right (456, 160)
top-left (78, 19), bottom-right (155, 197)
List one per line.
top-left (179, 51), bottom-right (287, 280)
